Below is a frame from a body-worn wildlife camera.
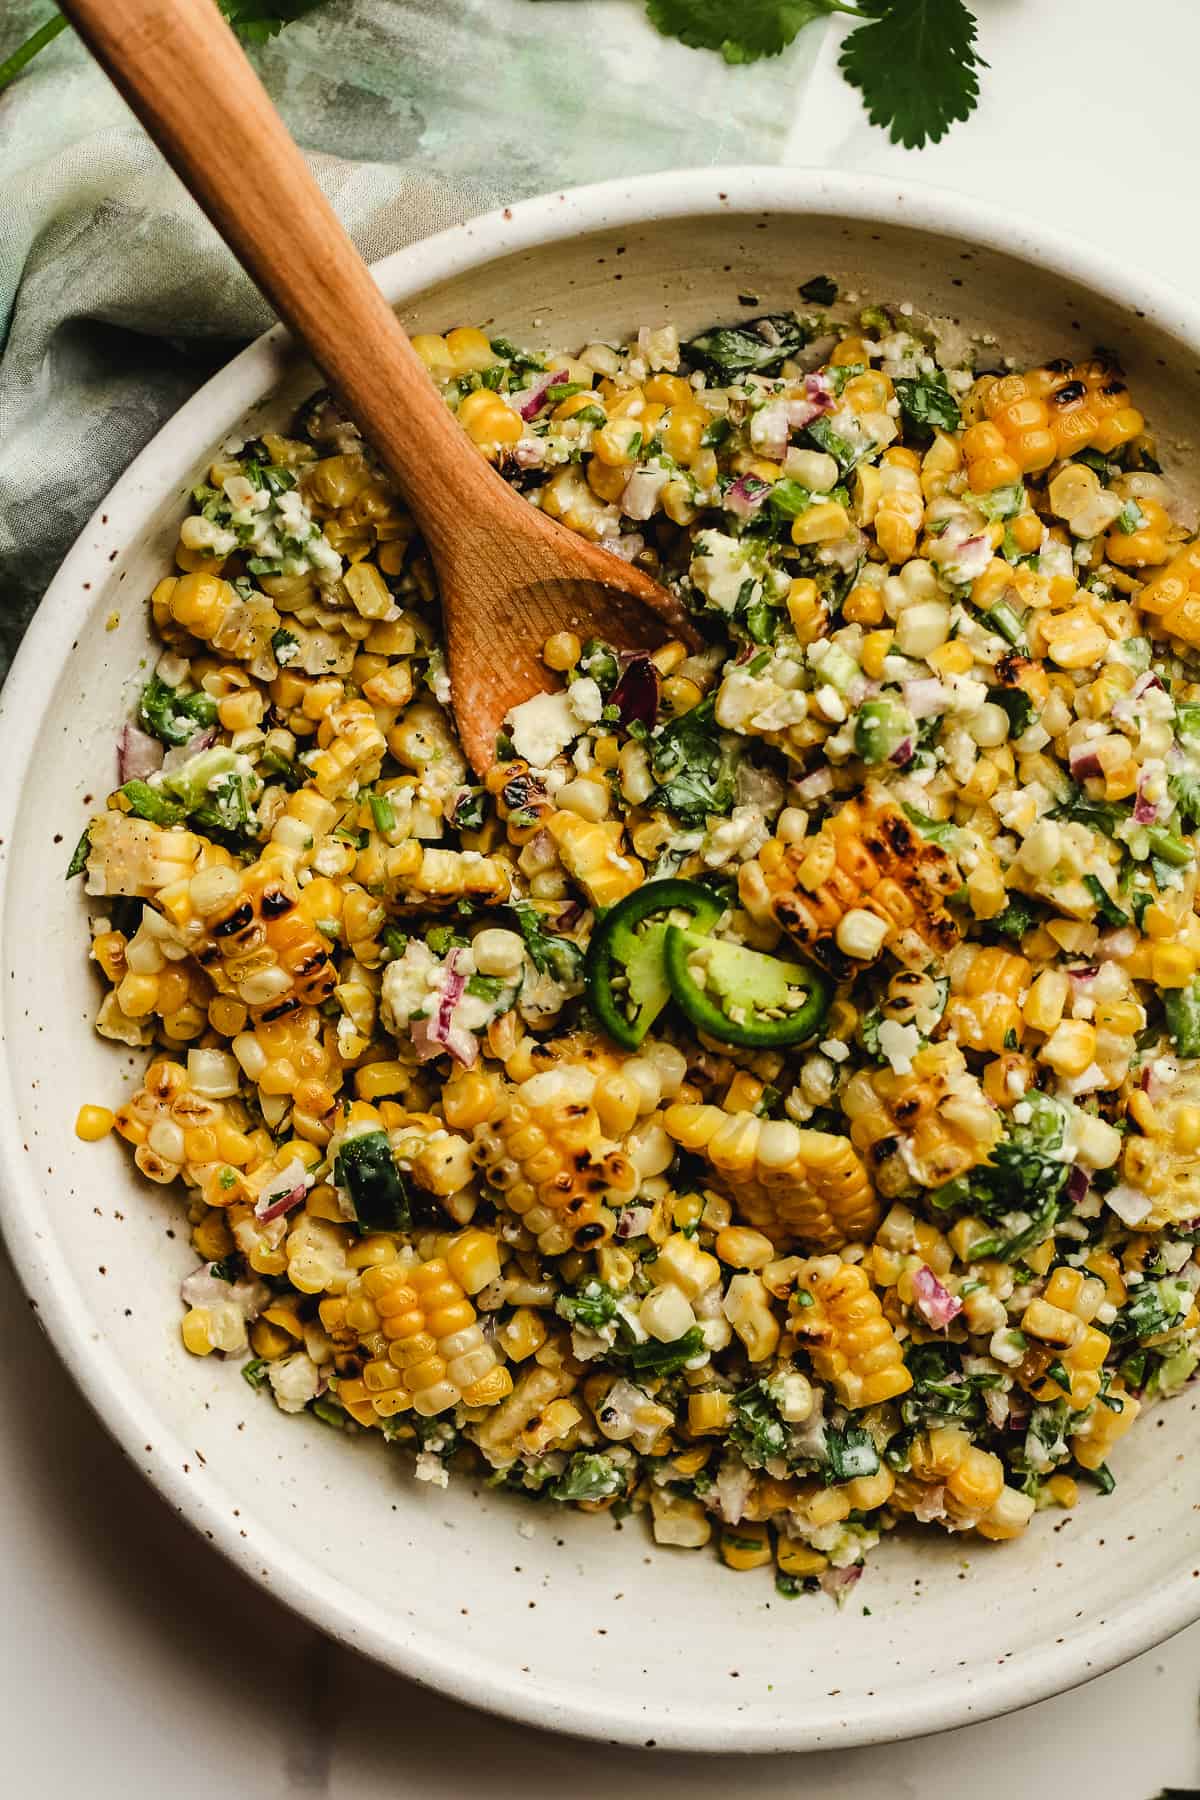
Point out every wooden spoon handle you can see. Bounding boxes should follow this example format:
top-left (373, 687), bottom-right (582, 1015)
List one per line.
top-left (58, 0), bottom-right (467, 544)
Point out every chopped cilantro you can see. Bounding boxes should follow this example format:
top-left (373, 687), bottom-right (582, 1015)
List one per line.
top-left (893, 371), bottom-right (962, 434)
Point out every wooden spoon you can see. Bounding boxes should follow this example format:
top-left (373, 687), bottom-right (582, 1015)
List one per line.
top-left (59, 0), bottom-right (699, 774)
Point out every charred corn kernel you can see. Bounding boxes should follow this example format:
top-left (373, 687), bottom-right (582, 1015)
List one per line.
top-left (841, 1041), bottom-right (999, 1197)
top-left (746, 785), bottom-right (962, 980)
top-left (793, 1255), bottom-right (911, 1409)
top-left (665, 1106), bottom-right (878, 1252)
top-left (546, 810), bottom-right (641, 909)
top-left (455, 1064), bottom-right (641, 1256)
top-left (75, 1104), bottom-right (115, 1141)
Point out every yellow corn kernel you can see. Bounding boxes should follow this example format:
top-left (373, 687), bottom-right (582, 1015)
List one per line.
top-left (75, 1104), bottom-right (115, 1141)
top-left (791, 501), bottom-right (851, 546)
top-left (786, 577), bottom-right (825, 643)
top-left (860, 630), bottom-right (895, 680)
top-left (688, 1390), bottom-right (734, 1434)
top-left (181, 1308), bottom-right (215, 1356)
top-left (1151, 943), bottom-right (1197, 988)
top-left (354, 1061), bottom-right (411, 1101)
top-left (792, 1256), bottom-right (911, 1409)
top-left (719, 1522), bottom-right (773, 1572)
top-left (1039, 1019), bottom-right (1097, 1079)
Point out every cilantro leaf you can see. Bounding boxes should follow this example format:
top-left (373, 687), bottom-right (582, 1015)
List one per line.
top-left (682, 313), bottom-right (812, 380)
top-left (649, 698), bottom-right (741, 826)
top-left (894, 371), bottom-right (962, 434)
top-left (839, 0), bottom-right (985, 150)
top-left (646, 0), bottom-right (833, 63)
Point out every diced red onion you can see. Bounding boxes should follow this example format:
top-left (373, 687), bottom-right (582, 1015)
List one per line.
top-left (605, 531), bottom-right (645, 563)
top-left (805, 370), bottom-right (835, 411)
top-left (412, 951), bottom-right (479, 1069)
top-left (751, 402), bottom-right (788, 461)
top-left (1133, 769), bottom-right (1161, 825)
top-left (794, 767), bottom-right (835, 801)
top-left (511, 437), bottom-right (545, 469)
top-left (1065, 1166), bottom-right (1092, 1206)
top-left (912, 1484), bottom-right (948, 1523)
top-left (1068, 965), bottom-right (1099, 984)
top-left (846, 675), bottom-right (878, 708)
top-left (1105, 1183), bottom-right (1155, 1227)
top-left (818, 1564), bottom-right (864, 1602)
top-left (902, 678), bottom-right (946, 720)
top-left (615, 1204), bottom-right (654, 1240)
top-left (609, 654), bottom-right (660, 732)
top-left (1133, 671), bottom-right (1165, 701)
top-left (724, 474), bottom-right (770, 522)
top-left (162, 727), bottom-right (217, 773)
top-left (786, 373), bottom-right (836, 430)
top-left (180, 1263), bottom-right (269, 1319)
top-left (117, 723), bottom-right (164, 782)
top-left (512, 369), bottom-right (569, 421)
top-left (254, 1155), bottom-right (312, 1222)
top-left (553, 900), bottom-right (584, 933)
top-left (1069, 742), bottom-right (1104, 781)
top-left (911, 1264), bottom-right (963, 1330)
top-left (620, 466), bottom-right (669, 521)
top-left (890, 737), bottom-right (914, 768)
top-left (256, 1181), bottom-right (308, 1224)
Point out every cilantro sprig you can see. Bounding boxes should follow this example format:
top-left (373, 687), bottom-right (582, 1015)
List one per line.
top-left (644, 0), bottom-right (986, 149)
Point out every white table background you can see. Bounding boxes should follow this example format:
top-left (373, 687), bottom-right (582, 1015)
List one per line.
top-left (3, 2), bottom-right (1200, 1792)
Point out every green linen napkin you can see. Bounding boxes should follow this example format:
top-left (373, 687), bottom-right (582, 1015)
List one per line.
top-left (0, 0), bottom-right (819, 674)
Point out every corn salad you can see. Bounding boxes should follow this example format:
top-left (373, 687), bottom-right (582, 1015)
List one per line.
top-left (72, 293), bottom-right (1200, 1599)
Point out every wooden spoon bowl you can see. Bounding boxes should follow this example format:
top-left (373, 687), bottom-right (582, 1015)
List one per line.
top-left (59, 0), bottom-right (698, 773)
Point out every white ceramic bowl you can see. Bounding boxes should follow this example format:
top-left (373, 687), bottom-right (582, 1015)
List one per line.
top-left (3, 168), bottom-right (1200, 1754)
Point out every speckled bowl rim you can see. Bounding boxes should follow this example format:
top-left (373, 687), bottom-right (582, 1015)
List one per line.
top-left (3, 166), bottom-right (1200, 1752)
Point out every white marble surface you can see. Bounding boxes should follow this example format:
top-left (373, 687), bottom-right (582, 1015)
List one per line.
top-left (4, 2), bottom-right (1200, 1792)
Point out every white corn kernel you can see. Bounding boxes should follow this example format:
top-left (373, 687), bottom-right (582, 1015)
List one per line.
top-left (470, 927), bottom-right (525, 979)
top-left (640, 1283), bottom-right (697, 1343)
top-left (835, 908), bottom-right (889, 960)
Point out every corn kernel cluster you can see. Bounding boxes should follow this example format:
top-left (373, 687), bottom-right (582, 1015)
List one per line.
top-left (75, 294), bottom-right (1200, 1599)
